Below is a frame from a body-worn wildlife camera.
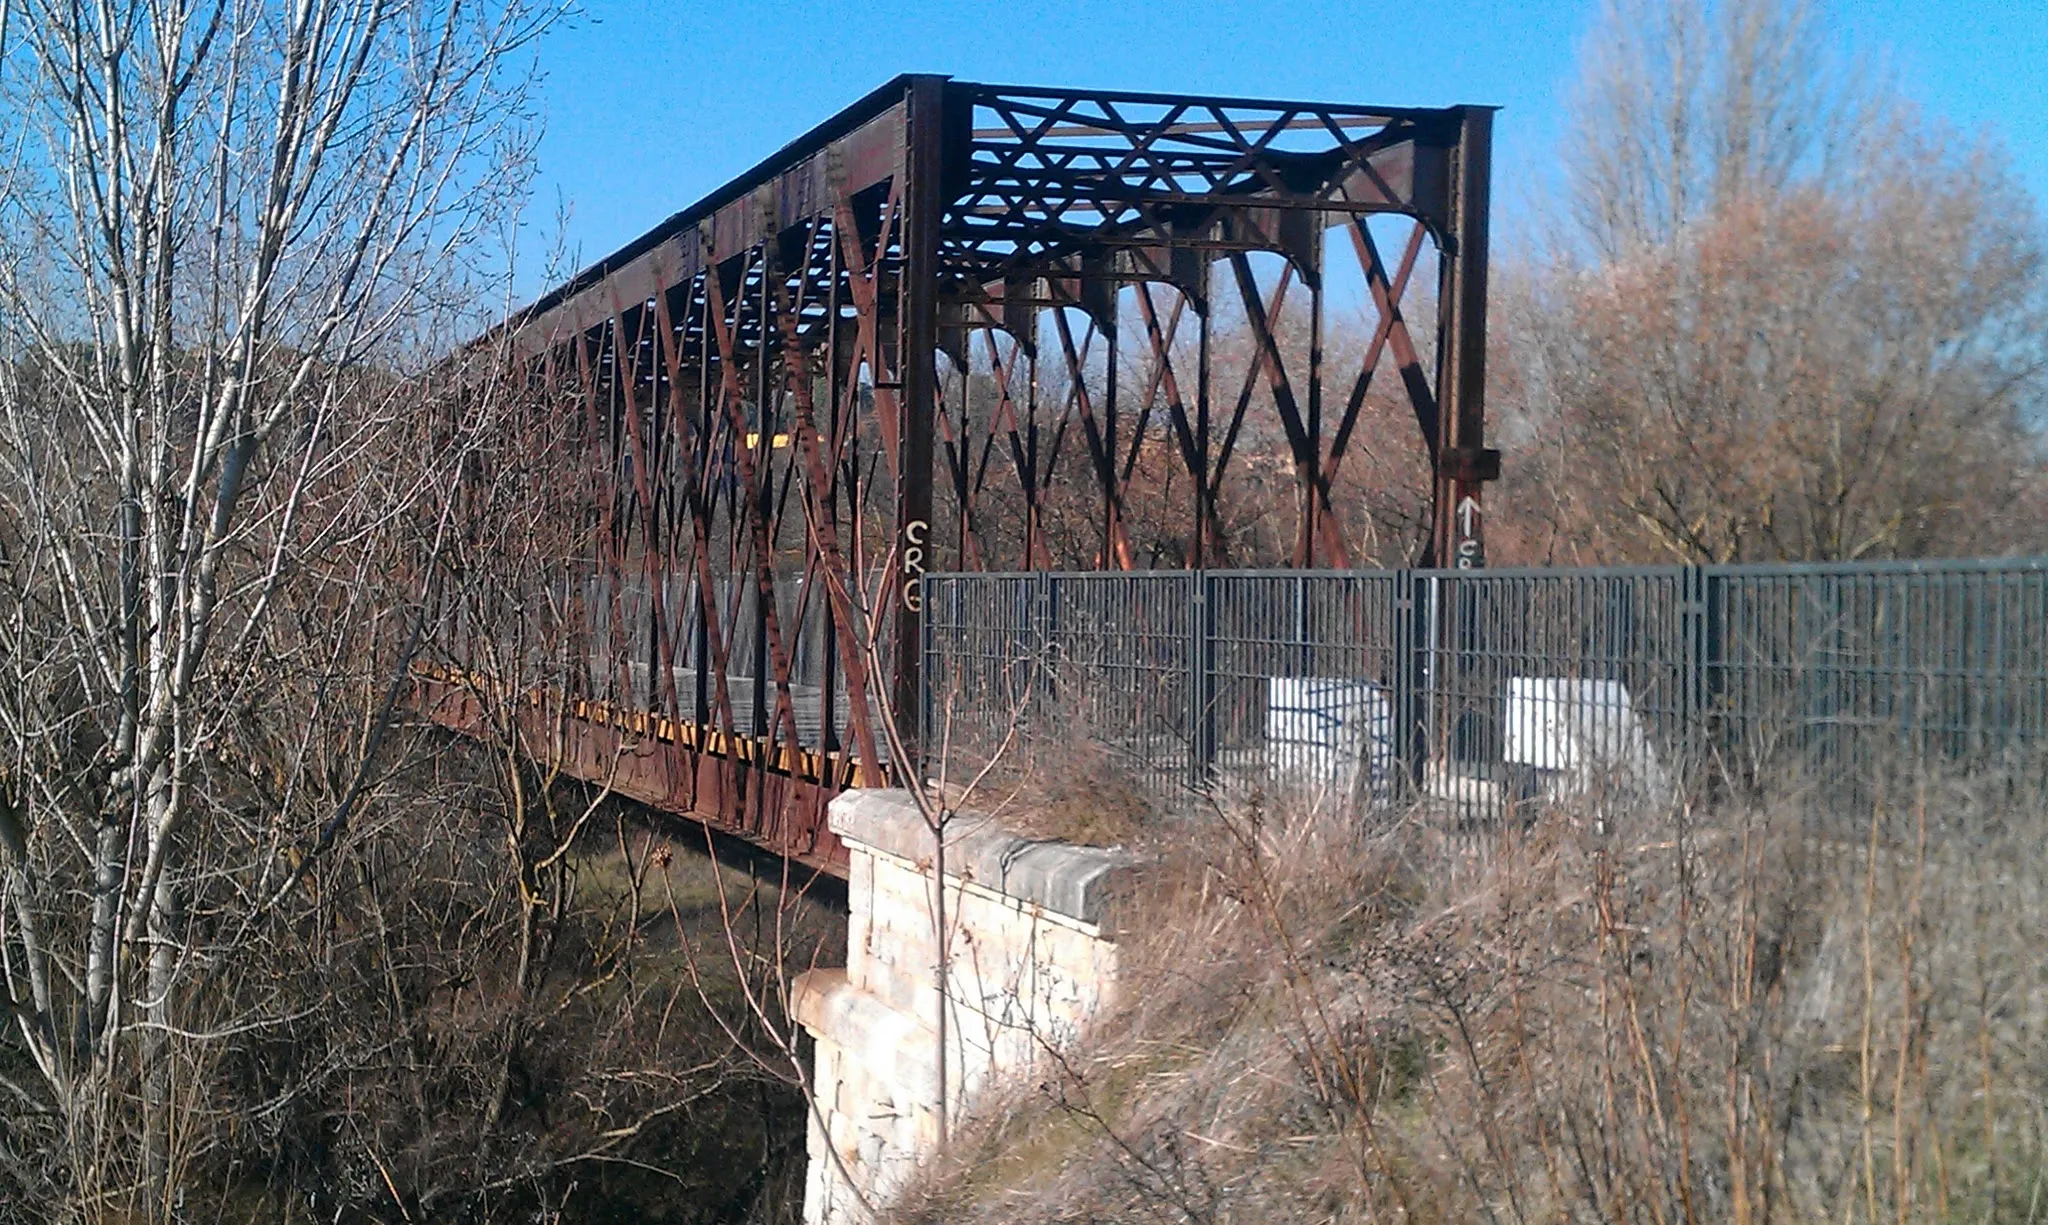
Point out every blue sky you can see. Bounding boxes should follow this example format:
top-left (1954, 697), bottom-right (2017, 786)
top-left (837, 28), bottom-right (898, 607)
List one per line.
top-left (519, 0), bottom-right (2046, 299)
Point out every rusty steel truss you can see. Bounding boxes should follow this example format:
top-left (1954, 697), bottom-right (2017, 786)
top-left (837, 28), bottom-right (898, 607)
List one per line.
top-left (421, 75), bottom-right (1498, 874)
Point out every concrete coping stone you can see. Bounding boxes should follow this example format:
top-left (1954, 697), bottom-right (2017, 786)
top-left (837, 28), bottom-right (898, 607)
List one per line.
top-left (828, 789), bottom-right (1138, 930)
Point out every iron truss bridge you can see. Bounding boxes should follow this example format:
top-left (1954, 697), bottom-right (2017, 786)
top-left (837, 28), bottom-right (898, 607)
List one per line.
top-left (416, 75), bottom-right (1499, 875)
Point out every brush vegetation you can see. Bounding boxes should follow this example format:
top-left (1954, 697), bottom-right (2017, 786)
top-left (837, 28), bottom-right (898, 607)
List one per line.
top-left (893, 761), bottom-right (2048, 1225)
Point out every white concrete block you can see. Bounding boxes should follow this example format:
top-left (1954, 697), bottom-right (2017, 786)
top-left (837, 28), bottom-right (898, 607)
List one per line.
top-left (1267, 677), bottom-right (1394, 801)
top-left (1503, 677), bottom-right (1672, 805)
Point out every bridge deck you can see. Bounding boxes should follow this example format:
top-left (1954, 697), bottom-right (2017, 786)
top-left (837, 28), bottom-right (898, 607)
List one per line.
top-left (615, 662), bottom-right (895, 766)
top-left (413, 665), bottom-right (890, 876)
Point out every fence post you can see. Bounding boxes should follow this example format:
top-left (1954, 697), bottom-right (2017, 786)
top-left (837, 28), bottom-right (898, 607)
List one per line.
top-left (1036, 571), bottom-right (1057, 740)
top-left (1295, 572), bottom-right (1311, 676)
top-left (1681, 565), bottom-right (1703, 709)
top-left (1188, 570), bottom-right (1217, 787)
top-left (1680, 567), bottom-right (1704, 779)
top-left (1681, 566), bottom-right (1728, 782)
top-left (1393, 569), bottom-right (1425, 796)
top-left (919, 576), bottom-right (941, 783)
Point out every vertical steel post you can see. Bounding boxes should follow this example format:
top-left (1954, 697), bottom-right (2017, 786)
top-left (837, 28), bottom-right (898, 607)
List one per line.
top-left (1305, 225), bottom-right (1325, 566)
top-left (822, 241), bottom-right (845, 753)
top-left (1433, 107), bottom-right (1496, 571)
top-left (753, 254), bottom-right (773, 739)
top-left (955, 358), bottom-right (972, 562)
top-left (895, 75), bottom-right (946, 769)
top-left (1194, 302), bottom-right (1212, 570)
top-left (1103, 312), bottom-right (1119, 567)
top-left (694, 284), bottom-right (712, 731)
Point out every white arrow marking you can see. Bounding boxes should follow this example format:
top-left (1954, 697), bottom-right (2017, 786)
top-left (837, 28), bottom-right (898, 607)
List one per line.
top-left (1456, 495), bottom-right (1481, 536)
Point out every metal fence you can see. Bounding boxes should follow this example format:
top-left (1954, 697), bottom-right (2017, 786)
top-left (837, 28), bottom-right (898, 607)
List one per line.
top-left (922, 558), bottom-right (2048, 825)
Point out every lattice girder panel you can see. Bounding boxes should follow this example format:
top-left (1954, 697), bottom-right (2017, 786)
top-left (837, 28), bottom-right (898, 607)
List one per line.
top-left (944, 84), bottom-right (1470, 287)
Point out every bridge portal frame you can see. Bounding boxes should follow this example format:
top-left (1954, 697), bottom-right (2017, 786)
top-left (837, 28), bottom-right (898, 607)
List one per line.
top-left (433, 75), bottom-right (1498, 874)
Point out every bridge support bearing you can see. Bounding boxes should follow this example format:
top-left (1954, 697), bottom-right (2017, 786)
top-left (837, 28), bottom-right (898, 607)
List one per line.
top-left (791, 790), bottom-right (1132, 1224)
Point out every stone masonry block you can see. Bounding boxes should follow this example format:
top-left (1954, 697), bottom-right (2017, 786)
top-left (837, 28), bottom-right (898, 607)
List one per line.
top-left (828, 790), bottom-right (1138, 929)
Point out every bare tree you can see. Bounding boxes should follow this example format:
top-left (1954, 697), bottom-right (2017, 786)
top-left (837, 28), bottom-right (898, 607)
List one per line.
top-left (1500, 0), bottom-right (2047, 565)
top-left (1560, 0), bottom-right (1869, 262)
top-left (0, 0), bottom-right (551, 1215)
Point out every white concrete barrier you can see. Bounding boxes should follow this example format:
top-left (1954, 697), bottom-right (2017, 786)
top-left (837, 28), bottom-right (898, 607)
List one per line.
top-left (1503, 678), bottom-right (1672, 808)
top-left (1265, 677), bottom-right (1394, 805)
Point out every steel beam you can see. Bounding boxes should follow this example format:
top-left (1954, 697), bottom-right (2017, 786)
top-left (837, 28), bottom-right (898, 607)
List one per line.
top-left (895, 75), bottom-right (944, 761)
top-left (1431, 106), bottom-right (1500, 570)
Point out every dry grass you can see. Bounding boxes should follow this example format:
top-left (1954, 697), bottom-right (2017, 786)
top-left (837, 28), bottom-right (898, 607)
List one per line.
top-left (891, 762), bottom-right (2048, 1225)
top-left (948, 735), bottom-right (1161, 849)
